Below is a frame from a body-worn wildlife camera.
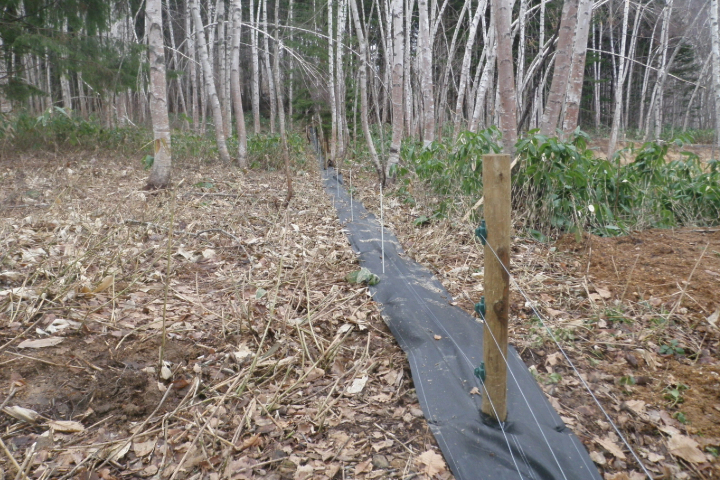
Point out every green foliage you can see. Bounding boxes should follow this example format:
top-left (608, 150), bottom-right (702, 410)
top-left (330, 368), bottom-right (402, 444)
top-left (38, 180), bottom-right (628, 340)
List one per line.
top-left (246, 132), bottom-right (307, 171)
top-left (514, 130), bottom-right (720, 235)
top-left (659, 339), bottom-right (685, 356)
top-left (401, 128), bottom-right (501, 218)
top-left (664, 383), bottom-right (688, 407)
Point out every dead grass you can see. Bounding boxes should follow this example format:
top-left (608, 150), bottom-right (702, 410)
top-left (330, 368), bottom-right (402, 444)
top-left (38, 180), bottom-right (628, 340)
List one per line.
top-left (0, 150), bottom-right (453, 479)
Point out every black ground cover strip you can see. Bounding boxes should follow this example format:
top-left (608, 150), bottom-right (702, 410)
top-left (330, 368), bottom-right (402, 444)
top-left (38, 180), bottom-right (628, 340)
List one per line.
top-left (321, 166), bottom-right (602, 480)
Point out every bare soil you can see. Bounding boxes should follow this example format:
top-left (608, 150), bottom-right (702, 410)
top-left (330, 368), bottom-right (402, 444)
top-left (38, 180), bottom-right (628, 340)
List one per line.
top-left (0, 151), bottom-right (454, 479)
top-left (349, 165), bottom-right (720, 480)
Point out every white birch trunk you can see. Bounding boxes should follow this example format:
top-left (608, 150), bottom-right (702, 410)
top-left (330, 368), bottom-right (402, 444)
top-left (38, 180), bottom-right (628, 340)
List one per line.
top-left (250, 0), bottom-right (261, 133)
top-left (231, 0), bottom-right (248, 167)
top-left (336, 0), bottom-right (348, 159)
top-left (349, 0), bottom-right (384, 182)
top-left (328, 0), bottom-right (338, 164)
top-left (191, 0), bottom-right (232, 163)
top-left (707, 0), bottom-right (720, 146)
top-left (387, 0), bottom-right (404, 177)
top-left (185, 0), bottom-right (200, 130)
top-left (418, 0), bottom-right (435, 145)
top-left (492, 0), bottom-right (518, 152)
top-left (561, 0), bottom-right (592, 136)
top-left (607, 0), bottom-right (631, 156)
top-left (146, 0), bottom-right (172, 189)
top-left (452, 0), bottom-right (485, 140)
top-left (262, 0), bottom-right (277, 133)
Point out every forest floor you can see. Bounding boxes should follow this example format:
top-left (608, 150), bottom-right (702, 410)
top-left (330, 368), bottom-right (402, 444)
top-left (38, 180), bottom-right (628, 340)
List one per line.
top-left (348, 161), bottom-right (720, 480)
top-left (0, 146), bottom-right (718, 480)
top-left (0, 151), bottom-right (454, 480)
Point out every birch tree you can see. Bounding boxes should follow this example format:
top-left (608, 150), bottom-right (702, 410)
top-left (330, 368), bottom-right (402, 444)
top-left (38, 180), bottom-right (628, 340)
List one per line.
top-left (417, 0), bottom-right (435, 145)
top-left (540, 0), bottom-right (579, 136)
top-left (231, 0), bottom-right (248, 167)
top-left (561, 0), bottom-right (592, 136)
top-left (492, 0), bottom-right (517, 152)
top-left (452, 0), bottom-right (485, 140)
top-left (146, 0), bottom-right (172, 189)
top-left (607, 0), bottom-right (631, 156)
top-left (191, 0), bottom-right (232, 163)
top-left (708, 0), bottom-right (720, 146)
top-left (349, 0), bottom-right (385, 183)
top-left (387, 0), bottom-right (404, 177)
top-left (250, 0), bottom-right (261, 133)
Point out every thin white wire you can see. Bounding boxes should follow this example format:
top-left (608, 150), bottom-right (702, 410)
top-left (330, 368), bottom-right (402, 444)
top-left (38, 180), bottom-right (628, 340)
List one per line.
top-left (478, 310), bottom-right (569, 480)
top-left (480, 237), bottom-right (654, 480)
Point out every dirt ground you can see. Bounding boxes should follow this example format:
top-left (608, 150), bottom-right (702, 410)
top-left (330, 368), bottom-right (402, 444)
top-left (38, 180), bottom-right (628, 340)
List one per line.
top-left (2, 145), bottom-right (719, 480)
top-left (0, 152), bottom-right (454, 479)
top-left (349, 165), bottom-right (720, 479)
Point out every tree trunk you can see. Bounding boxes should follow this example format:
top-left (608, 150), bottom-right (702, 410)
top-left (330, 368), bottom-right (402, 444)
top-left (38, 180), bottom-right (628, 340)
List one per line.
top-left (250, 0), bottom-right (261, 134)
top-left (191, 0), bottom-right (232, 163)
top-left (348, 0), bottom-right (384, 183)
top-left (146, 0), bottom-right (172, 189)
top-left (403, 0), bottom-right (415, 136)
top-left (166, 0), bottom-right (189, 130)
top-left (185, 0), bottom-right (200, 131)
top-left (540, 0), bottom-right (579, 136)
top-left (452, 0), bottom-right (485, 140)
top-left (262, 0), bottom-right (277, 133)
top-left (607, 0), bottom-right (631, 156)
top-left (387, 0), bottom-right (404, 178)
top-left (231, 0), bottom-right (248, 167)
top-left (336, 0), bottom-right (348, 159)
top-left (683, 56), bottom-right (711, 131)
top-left (561, 0), bottom-right (592, 137)
top-left (274, 0), bottom-right (293, 204)
top-left (418, 0), bottom-right (435, 145)
top-left (707, 0), bottom-right (720, 146)
top-left (492, 0), bottom-right (517, 152)
top-left (328, 0), bottom-right (338, 165)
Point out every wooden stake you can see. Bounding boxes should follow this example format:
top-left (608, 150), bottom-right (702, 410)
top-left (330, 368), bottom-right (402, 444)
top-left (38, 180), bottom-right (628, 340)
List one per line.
top-left (482, 154), bottom-right (511, 422)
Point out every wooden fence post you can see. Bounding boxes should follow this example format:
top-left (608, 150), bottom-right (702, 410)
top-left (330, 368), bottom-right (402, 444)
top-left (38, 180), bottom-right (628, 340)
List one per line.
top-left (481, 154), bottom-right (511, 422)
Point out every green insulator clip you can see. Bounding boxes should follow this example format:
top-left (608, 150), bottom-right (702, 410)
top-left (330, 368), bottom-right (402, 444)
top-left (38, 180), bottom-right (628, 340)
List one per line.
top-left (474, 296), bottom-right (486, 318)
top-left (475, 219), bottom-right (487, 245)
top-left (474, 362), bottom-right (486, 382)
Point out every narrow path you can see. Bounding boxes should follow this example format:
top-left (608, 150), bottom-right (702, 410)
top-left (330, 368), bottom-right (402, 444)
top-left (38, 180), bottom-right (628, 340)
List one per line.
top-left (321, 166), bottom-right (602, 480)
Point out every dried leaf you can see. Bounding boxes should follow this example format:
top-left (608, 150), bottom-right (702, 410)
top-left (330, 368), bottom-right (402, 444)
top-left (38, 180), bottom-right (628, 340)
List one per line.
top-left (92, 275), bottom-right (113, 293)
top-left (17, 337), bottom-right (64, 349)
top-left (433, 334), bottom-right (442, 340)
top-left (47, 420), bottom-right (85, 433)
top-left (667, 434), bottom-right (706, 463)
top-left (707, 308), bottom-right (719, 328)
top-left (595, 436), bottom-right (626, 460)
top-left (417, 450), bottom-right (447, 476)
top-left (346, 375), bottom-right (369, 395)
top-left (594, 287), bottom-right (612, 299)
top-left (3, 406), bottom-right (40, 423)
top-left (133, 439), bottom-right (156, 457)
top-left (589, 450), bottom-right (606, 465)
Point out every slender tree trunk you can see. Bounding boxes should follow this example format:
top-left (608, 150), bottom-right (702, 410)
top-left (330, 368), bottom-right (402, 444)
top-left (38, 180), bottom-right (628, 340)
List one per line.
top-left (336, 0), bottom-right (348, 159)
top-left (624, 1), bottom-right (645, 134)
top-left (231, 0), bottom-right (248, 167)
top-left (191, 0), bottom-right (232, 162)
top-left (250, 0), bottom-right (261, 133)
top-left (328, 0), bottom-right (338, 165)
top-left (166, 0), bottom-right (189, 130)
top-left (469, 20), bottom-right (496, 133)
top-left (274, 0), bottom-right (293, 203)
top-left (561, 0), bottom-right (592, 136)
top-left (516, 0), bottom-right (528, 114)
top-left (59, 20), bottom-right (72, 111)
top-left (540, 0), bottom-right (579, 136)
top-left (288, 0), bottom-right (295, 129)
top-left (387, 0), bottom-right (404, 178)
top-left (77, 72), bottom-right (87, 118)
top-left (349, 0), bottom-right (384, 183)
top-left (418, 0), bottom-right (435, 145)
top-left (593, 23), bottom-right (601, 129)
top-left (146, 0), bottom-right (172, 189)
top-left (452, 0), bottom-right (485, 140)
top-left (645, 0), bottom-right (673, 140)
top-left (683, 56), bottom-right (711, 131)
top-left (638, 17), bottom-right (659, 132)
top-left (492, 0), bottom-right (517, 153)
top-left (216, 0), bottom-right (231, 138)
top-left (403, 0), bottom-right (415, 136)
top-left (437, 0), bottom-right (469, 135)
top-left (262, 0), bottom-right (277, 133)
top-left (708, 0), bottom-right (720, 146)
top-left (185, 0), bottom-right (200, 131)
top-left (607, 0), bottom-right (631, 156)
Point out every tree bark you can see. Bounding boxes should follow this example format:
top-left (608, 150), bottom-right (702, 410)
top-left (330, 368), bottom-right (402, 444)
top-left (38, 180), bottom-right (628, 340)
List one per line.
top-left (191, 0), bottom-right (232, 163)
top-left (452, 0), bottom-right (485, 140)
top-left (418, 0), bottom-right (435, 145)
top-left (262, 0), bottom-right (277, 133)
top-left (492, 0), bottom-right (517, 153)
top-left (231, 0), bottom-right (248, 167)
top-left (349, 0), bottom-right (385, 183)
top-left (607, 0), bottom-right (631, 156)
top-left (274, 0), bottom-right (293, 204)
top-left (328, 0), bottom-right (338, 165)
top-left (707, 0), bottom-right (720, 146)
top-left (387, 0), bottom-right (404, 177)
top-left (561, 0), bottom-right (592, 136)
top-left (250, 0), bottom-right (261, 133)
top-left (146, 0), bottom-right (173, 189)
top-left (540, 0), bottom-right (579, 136)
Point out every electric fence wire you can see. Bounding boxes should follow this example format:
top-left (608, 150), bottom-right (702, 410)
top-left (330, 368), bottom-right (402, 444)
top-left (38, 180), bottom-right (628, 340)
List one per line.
top-left (479, 237), bottom-right (654, 480)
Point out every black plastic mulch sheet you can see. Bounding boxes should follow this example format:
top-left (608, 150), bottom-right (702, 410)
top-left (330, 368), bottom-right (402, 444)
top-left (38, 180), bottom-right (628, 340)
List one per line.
top-left (322, 168), bottom-right (602, 480)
